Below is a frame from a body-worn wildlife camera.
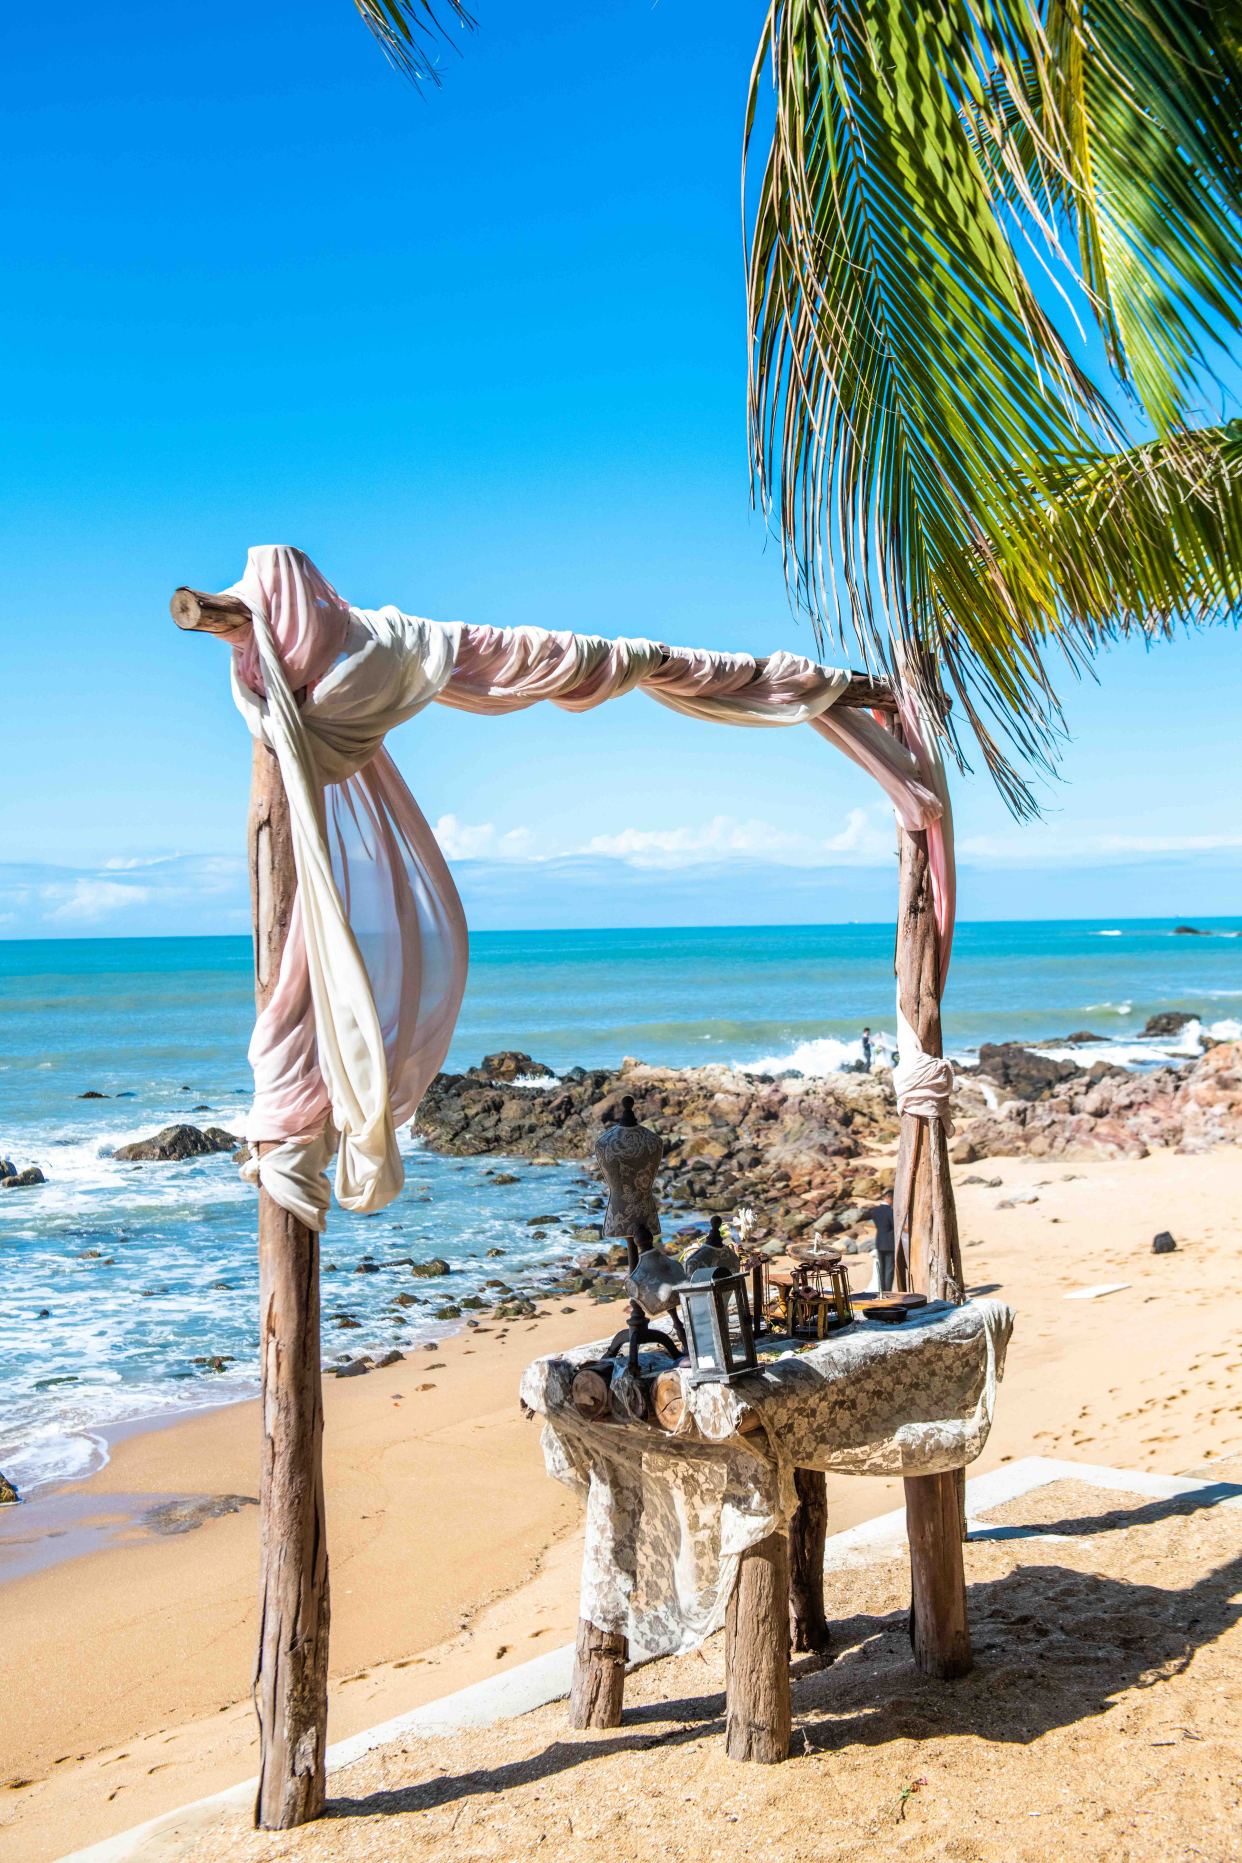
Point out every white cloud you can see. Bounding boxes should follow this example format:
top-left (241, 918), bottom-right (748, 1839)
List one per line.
top-left (432, 815), bottom-right (535, 861)
top-left (583, 808), bottom-right (892, 869)
top-left (432, 807), bottom-right (895, 871)
top-left (958, 827), bottom-right (1242, 865)
top-left (44, 878), bottom-right (151, 923)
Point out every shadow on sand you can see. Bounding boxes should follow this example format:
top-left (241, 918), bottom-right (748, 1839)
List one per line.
top-left (326, 1484), bottom-right (1241, 1822)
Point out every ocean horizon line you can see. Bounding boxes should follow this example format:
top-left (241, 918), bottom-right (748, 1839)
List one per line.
top-left (3, 912), bottom-right (1241, 949)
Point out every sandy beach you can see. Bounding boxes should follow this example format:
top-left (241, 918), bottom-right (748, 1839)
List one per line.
top-left (3, 1144), bottom-right (1241, 1861)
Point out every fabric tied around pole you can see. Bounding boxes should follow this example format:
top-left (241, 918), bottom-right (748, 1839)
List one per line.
top-left (221, 545), bottom-right (957, 1228)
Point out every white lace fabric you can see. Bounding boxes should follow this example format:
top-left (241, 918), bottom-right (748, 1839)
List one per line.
top-left (521, 1299), bottom-right (1013, 1657)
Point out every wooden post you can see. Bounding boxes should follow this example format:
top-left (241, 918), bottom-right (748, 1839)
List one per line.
top-left (568, 1619), bottom-right (628, 1729)
top-left (893, 823), bottom-right (964, 1303)
top-left (893, 813), bottom-right (972, 1680)
top-left (904, 1462), bottom-right (972, 1678)
top-left (725, 1531), bottom-right (791, 1762)
top-left (172, 587), bottom-right (330, 1830)
top-left (788, 1468), bottom-right (831, 1657)
top-left (249, 742), bottom-right (331, 1827)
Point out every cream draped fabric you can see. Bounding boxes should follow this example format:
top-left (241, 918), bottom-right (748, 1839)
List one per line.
top-left (225, 546), bottom-right (955, 1226)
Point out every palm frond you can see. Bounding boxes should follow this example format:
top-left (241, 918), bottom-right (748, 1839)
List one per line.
top-left (746, 0), bottom-right (1242, 811)
top-left (1038, 3), bottom-right (1242, 431)
top-left (352, 0), bottom-right (475, 85)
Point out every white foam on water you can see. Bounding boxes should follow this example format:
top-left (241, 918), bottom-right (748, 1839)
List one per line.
top-left (1095, 929), bottom-right (1123, 937)
top-left (1084, 1000), bottom-right (1132, 1015)
top-left (735, 1031), bottom-right (895, 1077)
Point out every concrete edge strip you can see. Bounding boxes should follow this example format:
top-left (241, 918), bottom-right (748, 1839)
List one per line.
top-left (57, 1453), bottom-right (1242, 1861)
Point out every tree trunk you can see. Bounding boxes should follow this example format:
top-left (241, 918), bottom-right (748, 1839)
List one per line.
top-left (725, 1531), bottom-right (791, 1762)
top-left (788, 1469), bottom-right (831, 1657)
top-left (568, 1618), bottom-right (628, 1729)
top-left (249, 742), bottom-right (330, 1829)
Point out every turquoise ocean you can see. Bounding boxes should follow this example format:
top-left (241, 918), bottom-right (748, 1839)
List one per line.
top-left (2, 919), bottom-right (1240, 1495)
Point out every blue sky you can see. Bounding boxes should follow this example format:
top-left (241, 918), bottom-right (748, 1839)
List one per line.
top-left (2, 0), bottom-right (1238, 937)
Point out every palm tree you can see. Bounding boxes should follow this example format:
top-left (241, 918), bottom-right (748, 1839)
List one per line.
top-left (354, 1), bottom-right (1242, 810)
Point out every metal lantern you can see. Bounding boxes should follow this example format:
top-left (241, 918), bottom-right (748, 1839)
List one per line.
top-left (678, 1267), bottom-right (758, 1385)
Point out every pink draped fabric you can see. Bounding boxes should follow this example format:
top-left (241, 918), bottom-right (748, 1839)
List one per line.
top-left (228, 547), bottom-right (954, 1224)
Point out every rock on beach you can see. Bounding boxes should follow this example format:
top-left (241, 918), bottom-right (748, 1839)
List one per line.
top-left (113, 1124), bottom-right (239, 1162)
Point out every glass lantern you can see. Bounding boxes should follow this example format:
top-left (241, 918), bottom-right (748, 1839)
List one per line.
top-left (678, 1268), bottom-right (758, 1385)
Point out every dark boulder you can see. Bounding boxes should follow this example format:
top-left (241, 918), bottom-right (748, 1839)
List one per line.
top-left (1152, 1231), bottom-right (1177, 1254)
top-left (477, 1052), bottom-right (555, 1083)
top-left (1, 1166), bottom-right (46, 1188)
top-left (1141, 1011), bottom-right (1196, 1038)
top-left (78, 1090), bottom-right (109, 1099)
top-left (411, 1256), bottom-right (451, 1278)
top-left (114, 1125), bottom-right (239, 1162)
top-left (1173, 925), bottom-right (1208, 936)
top-left (975, 1043), bottom-right (1081, 1100)
top-left (0, 1470), bottom-right (18, 1505)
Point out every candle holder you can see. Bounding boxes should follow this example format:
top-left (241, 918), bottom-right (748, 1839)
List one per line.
top-left (678, 1268), bottom-right (758, 1385)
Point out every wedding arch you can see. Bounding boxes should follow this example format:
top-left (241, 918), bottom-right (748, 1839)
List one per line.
top-left (172, 543), bottom-right (967, 1827)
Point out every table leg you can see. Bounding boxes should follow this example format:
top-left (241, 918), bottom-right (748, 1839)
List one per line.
top-left (725, 1531), bottom-right (791, 1762)
top-left (568, 1618), bottom-right (628, 1728)
top-left (788, 1468), bottom-right (831, 1657)
top-left (903, 1472), bottom-right (972, 1679)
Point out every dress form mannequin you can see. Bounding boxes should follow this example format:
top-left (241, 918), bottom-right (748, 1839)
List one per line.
top-left (594, 1093), bottom-right (662, 1272)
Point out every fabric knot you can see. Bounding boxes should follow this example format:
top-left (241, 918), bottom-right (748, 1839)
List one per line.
top-left (893, 1049), bottom-right (956, 1130)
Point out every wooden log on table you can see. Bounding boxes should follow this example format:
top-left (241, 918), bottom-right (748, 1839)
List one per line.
top-left (893, 807), bottom-right (972, 1676)
top-left (568, 1618), bottom-right (628, 1730)
top-left (249, 741), bottom-right (331, 1829)
top-left (651, 1369), bottom-right (687, 1432)
top-left (725, 1530), bottom-right (791, 1762)
top-left (788, 1468), bottom-right (831, 1657)
top-left (571, 1367), bottom-right (611, 1421)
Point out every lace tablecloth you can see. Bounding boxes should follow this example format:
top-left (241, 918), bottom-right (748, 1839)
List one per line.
top-left (520, 1299), bottom-right (1013, 1657)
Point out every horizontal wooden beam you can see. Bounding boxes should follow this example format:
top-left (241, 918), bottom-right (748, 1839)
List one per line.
top-left (838, 673), bottom-right (896, 710)
top-left (170, 586), bottom-right (253, 635)
top-left (168, 583), bottom-right (898, 709)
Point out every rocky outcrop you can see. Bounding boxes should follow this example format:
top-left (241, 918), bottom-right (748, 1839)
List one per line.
top-left (415, 1055), bottom-right (898, 1240)
top-left (953, 1039), bottom-right (1242, 1161)
top-left (1141, 1010), bottom-right (1195, 1037)
top-left (0, 1470), bottom-right (19, 1505)
top-left (114, 1124), bottom-right (239, 1162)
top-left (416, 1041), bottom-right (1242, 1197)
top-left (0, 1165), bottom-right (45, 1189)
top-left (973, 1043), bottom-right (1082, 1100)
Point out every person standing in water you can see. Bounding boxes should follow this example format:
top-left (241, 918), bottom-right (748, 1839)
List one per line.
top-left (861, 1026), bottom-right (873, 1070)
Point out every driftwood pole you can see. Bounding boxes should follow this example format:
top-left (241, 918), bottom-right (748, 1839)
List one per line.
top-left (892, 814), bottom-right (972, 1681)
top-left (787, 1468), bottom-right (831, 1657)
top-left (172, 586), bottom-right (331, 1827)
top-left (725, 1530), bottom-right (792, 1762)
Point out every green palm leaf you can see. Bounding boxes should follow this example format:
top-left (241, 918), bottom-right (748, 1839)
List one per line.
top-left (352, 0), bottom-right (474, 84)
